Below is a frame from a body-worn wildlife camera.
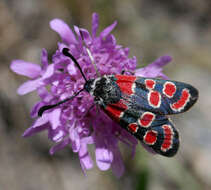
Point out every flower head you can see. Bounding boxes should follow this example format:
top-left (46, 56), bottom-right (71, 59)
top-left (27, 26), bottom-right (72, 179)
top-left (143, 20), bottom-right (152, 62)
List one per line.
top-left (10, 13), bottom-right (171, 177)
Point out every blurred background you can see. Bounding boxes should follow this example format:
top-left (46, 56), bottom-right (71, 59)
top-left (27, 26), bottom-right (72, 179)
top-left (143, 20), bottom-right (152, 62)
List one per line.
top-left (0, 0), bottom-right (211, 190)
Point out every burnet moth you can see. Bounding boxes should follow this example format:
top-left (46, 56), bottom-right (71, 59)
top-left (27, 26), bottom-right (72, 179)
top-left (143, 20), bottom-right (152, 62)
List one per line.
top-left (38, 48), bottom-right (198, 157)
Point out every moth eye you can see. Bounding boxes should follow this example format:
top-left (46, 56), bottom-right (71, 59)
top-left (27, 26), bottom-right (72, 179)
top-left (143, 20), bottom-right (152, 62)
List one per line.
top-left (94, 96), bottom-right (100, 101)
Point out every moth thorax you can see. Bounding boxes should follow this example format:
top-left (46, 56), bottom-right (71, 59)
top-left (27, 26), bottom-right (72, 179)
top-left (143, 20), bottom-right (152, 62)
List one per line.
top-left (92, 77), bottom-right (122, 105)
top-left (84, 79), bottom-right (95, 93)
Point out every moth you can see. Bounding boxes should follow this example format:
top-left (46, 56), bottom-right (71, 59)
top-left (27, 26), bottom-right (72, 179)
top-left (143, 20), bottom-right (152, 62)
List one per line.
top-left (38, 48), bottom-right (198, 157)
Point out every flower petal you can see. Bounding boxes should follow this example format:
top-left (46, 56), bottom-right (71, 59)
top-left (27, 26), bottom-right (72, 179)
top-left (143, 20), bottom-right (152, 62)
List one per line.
top-left (37, 86), bottom-right (53, 102)
top-left (111, 146), bottom-right (125, 178)
top-left (69, 126), bottom-right (81, 152)
top-left (30, 101), bottom-right (44, 118)
top-left (22, 125), bottom-right (48, 137)
top-left (96, 147), bottom-right (113, 171)
top-left (118, 129), bottom-right (138, 158)
top-left (67, 62), bottom-right (77, 75)
top-left (82, 136), bottom-right (94, 145)
top-left (17, 78), bottom-right (43, 95)
top-left (50, 18), bottom-right (78, 44)
top-left (79, 139), bottom-right (93, 171)
top-left (152, 55), bottom-right (172, 67)
top-left (136, 55), bottom-right (172, 79)
top-left (32, 113), bottom-right (49, 127)
top-left (73, 25), bottom-right (83, 49)
top-left (22, 115), bottom-right (49, 137)
top-left (92, 13), bottom-right (99, 37)
top-left (48, 108), bottom-right (61, 130)
top-left (10, 60), bottom-right (41, 78)
top-left (49, 138), bottom-right (70, 155)
top-left (41, 48), bottom-right (48, 70)
top-left (41, 64), bottom-right (55, 80)
top-left (48, 128), bottom-right (64, 142)
top-left (78, 28), bottom-right (92, 45)
top-left (140, 142), bottom-right (157, 154)
top-left (100, 21), bottom-right (117, 39)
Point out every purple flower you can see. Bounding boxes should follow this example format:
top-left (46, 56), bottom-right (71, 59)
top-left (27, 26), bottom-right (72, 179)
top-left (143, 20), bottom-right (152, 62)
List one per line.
top-left (10, 13), bottom-right (172, 177)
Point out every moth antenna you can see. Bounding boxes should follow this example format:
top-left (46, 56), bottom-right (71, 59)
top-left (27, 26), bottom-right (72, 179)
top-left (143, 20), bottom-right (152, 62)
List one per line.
top-left (86, 48), bottom-right (101, 77)
top-left (62, 48), bottom-right (88, 82)
top-left (38, 88), bottom-right (84, 117)
top-left (79, 30), bottom-right (101, 77)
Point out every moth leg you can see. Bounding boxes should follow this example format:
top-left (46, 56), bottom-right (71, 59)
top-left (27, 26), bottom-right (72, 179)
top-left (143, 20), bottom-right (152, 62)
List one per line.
top-left (121, 70), bottom-right (135, 75)
top-left (96, 104), bottom-right (100, 115)
top-left (94, 96), bottom-right (106, 108)
top-left (82, 104), bottom-right (96, 118)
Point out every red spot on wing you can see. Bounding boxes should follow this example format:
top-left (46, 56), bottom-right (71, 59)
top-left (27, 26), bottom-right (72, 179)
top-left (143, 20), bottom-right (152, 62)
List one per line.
top-left (128, 123), bottom-right (138, 133)
top-left (115, 75), bottom-right (136, 95)
top-left (148, 91), bottom-right (161, 108)
top-left (139, 112), bottom-right (155, 127)
top-left (161, 125), bottom-right (173, 152)
top-left (144, 130), bottom-right (157, 145)
top-left (171, 89), bottom-right (190, 111)
top-left (163, 82), bottom-right (176, 98)
top-left (104, 99), bottom-right (128, 122)
top-left (145, 79), bottom-right (155, 89)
